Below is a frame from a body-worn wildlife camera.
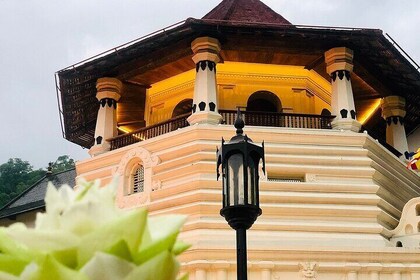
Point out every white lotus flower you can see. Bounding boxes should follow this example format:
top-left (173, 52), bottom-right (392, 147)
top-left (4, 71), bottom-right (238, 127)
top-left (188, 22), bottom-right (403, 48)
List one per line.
top-left (0, 179), bottom-right (188, 280)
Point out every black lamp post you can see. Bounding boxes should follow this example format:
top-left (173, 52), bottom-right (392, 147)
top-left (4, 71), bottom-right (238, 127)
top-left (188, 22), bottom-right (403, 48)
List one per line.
top-left (217, 109), bottom-right (265, 280)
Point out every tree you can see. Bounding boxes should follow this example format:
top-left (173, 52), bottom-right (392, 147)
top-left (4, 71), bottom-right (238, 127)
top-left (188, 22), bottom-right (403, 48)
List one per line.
top-left (0, 156), bottom-right (76, 208)
top-left (0, 158), bottom-right (35, 195)
top-left (51, 155), bottom-right (75, 173)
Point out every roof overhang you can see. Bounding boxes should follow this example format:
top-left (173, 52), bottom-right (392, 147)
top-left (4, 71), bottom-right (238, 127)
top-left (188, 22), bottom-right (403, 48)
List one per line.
top-left (57, 18), bottom-right (420, 148)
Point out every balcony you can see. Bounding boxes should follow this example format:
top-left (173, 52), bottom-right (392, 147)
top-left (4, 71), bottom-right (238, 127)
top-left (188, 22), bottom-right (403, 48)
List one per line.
top-left (109, 110), bottom-right (335, 151)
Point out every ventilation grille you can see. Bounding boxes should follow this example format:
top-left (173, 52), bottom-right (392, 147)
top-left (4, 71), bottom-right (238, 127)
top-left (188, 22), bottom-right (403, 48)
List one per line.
top-left (267, 177), bottom-right (303, 183)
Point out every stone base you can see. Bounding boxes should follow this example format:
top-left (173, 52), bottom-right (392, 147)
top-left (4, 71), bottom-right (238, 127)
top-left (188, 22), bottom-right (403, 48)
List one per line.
top-left (187, 111), bottom-right (223, 125)
top-left (332, 118), bottom-right (362, 132)
top-left (88, 143), bottom-right (111, 157)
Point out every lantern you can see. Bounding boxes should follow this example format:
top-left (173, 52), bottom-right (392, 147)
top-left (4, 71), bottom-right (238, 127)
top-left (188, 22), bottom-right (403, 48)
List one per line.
top-left (217, 108), bottom-right (265, 280)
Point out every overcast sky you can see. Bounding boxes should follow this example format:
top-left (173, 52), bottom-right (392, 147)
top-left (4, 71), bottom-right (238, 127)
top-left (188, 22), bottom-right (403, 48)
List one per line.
top-left (0, 0), bottom-right (419, 169)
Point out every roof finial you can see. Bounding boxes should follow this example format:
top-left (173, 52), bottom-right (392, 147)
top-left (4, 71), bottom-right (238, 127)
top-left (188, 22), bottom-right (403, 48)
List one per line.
top-left (234, 107), bottom-right (244, 135)
top-left (46, 162), bottom-right (53, 176)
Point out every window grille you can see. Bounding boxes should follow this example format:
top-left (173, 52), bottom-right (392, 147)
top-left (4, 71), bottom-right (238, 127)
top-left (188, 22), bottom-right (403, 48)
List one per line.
top-left (133, 165), bottom-right (144, 194)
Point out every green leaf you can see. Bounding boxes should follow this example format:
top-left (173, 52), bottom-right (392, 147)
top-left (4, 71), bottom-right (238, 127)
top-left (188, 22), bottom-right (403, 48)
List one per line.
top-left (104, 240), bottom-right (132, 262)
top-left (0, 254), bottom-right (28, 276)
top-left (125, 251), bottom-right (179, 280)
top-left (172, 241), bottom-right (191, 256)
top-left (27, 255), bottom-right (88, 280)
top-left (0, 230), bottom-right (36, 262)
top-left (51, 248), bottom-right (78, 269)
top-left (177, 273), bottom-right (189, 280)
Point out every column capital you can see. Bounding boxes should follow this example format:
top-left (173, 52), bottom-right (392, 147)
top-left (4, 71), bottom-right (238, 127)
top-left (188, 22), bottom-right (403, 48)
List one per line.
top-left (325, 47), bottom-right (354, 74)
top-left (381, 95), bottom-right (406, 119)
top-left (191, 36), bottom-right (221, 64)
top-left (96, 77), bottom-right (122, 101)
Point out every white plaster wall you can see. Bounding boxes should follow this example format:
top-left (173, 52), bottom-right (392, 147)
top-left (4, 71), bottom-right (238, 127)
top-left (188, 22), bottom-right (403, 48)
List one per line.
top-left (408, 128), bottom-right (420, 152)
top-left (75, 125), bottom-right (420, 279)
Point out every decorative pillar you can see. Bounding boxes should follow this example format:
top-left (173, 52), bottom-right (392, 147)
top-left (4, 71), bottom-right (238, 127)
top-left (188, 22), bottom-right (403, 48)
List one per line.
top-left (325, 47), bottom-right (361, 132)
top-left (187, 36), bottom-right (223, 125)
top-left (369, 271), bottom-right (380, 280)
top-left (392, 271), bottom-right (402, 280)
top-left (260, 262), bottom-right (274, 280)
top-left (347, 271), bottom-right (358, 280)
top-left (89, 77), bottom-right (122, 157)
top-left (214, 262), bottom-right (230, 280)
top-left (195, 268), bottom-right (207, 280)
top-left (346, 263), bottom-right (360, 280)
top-left (411, 272), bottom-right (420, 280)
top-left (381, 96), bottom-right (409, 154)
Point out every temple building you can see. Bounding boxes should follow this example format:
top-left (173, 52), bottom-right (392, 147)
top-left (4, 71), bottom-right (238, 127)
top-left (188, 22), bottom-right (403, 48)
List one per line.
top-left (56, 0), bottom-right (420, 279)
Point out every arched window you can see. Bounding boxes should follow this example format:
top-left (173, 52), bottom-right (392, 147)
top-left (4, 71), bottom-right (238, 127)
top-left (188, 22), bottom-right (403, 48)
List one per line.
top-left (416, 204), bottom-right (420, 216)
top-left (172, 99), bottom-right (193, 118)
top-left (247, 91), bottom-right (281, 113)
top-left (131, 164), bottom-right (144, 194)
top-left (396, 241), bottom-right (403, 247)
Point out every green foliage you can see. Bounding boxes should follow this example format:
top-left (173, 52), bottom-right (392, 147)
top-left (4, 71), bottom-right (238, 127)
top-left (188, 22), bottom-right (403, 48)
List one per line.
top-left (0, 156), bottom-right (75, 209)
top-left (51, 155), bottom-right (75, 173)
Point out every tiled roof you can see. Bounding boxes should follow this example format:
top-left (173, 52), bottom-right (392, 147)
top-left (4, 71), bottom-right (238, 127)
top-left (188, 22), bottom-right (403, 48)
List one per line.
top-left (0, 169), bottom-right (76, 219)
top-left (202, 0), bottom-right (291, 25)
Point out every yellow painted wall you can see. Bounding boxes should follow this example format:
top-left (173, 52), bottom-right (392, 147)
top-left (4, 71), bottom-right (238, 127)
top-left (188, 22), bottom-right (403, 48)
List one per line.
top-left (146, 62), bottom-right (332, 126)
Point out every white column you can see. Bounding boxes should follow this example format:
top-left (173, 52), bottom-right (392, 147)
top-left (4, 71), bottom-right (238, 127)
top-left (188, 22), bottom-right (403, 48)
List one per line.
top-left (347, 271), bottom-right (358, 280)
top-left (325, 47), bottom-right (361, 132)
top-left (214, 262), bottom-right (230, 280)
top-left (381, 96), bottom-right (409, 155)
top-left (187, 36), bottom-right (223, 125)
top-left (369, 271), bottom-right (380, 280)
top-left (216, 269), bottom-right (228, 280)
top-left (195, 269), bottom-right (207, 280)
top-left (392, 271), bottom-right (402, 280)
top-left (260, 262), bottom-right (274, 280)
top-left (89, 77), bottom-right (122, 157)
top-left (411, 272), bottom-right (420, 280)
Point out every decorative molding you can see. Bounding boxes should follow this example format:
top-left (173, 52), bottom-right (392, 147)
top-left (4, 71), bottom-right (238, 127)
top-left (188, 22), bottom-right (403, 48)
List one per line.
top-left (152, 180), bottom-right (162, 191)
top-left (195, 61), bottom-right (216, 73)
top-left (305, 174), bottom-right (316, 182)
top-left (218, 72), bottom-right (331, 105)
top-left (331, 70), bottom-right (350, 82)
top-left (116, 147), bottom-right (161, 176)
top-left (149, 71), bottom-right (331, 105)
top-left (299, 262), bottom-right (318, 280)
top-left (149, 80), bottom-right (195, 100)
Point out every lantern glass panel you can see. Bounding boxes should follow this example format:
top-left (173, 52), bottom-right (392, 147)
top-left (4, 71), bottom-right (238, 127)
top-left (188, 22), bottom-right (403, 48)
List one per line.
top-left (228, 153), bottom-right (244, 205)
top-left (247, 157), bottom-right (257, 205)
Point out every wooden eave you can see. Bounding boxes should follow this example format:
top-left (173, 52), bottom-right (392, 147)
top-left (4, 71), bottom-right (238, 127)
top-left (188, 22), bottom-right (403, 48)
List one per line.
top-left (57, 18), bottom-right (420, 148)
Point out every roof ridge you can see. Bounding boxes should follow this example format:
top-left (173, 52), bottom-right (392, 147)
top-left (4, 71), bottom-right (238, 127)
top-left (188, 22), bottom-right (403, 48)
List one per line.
top-left (0, 168), bottom-right (76, 211)
top-left (0, 175), bottom-right (47, 211)
top-left (202, 0), bottom-right (291, 25)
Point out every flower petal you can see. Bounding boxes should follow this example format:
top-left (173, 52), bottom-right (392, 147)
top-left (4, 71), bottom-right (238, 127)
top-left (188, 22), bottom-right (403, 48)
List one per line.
top-left (81, 252), bottom-right (135, 280)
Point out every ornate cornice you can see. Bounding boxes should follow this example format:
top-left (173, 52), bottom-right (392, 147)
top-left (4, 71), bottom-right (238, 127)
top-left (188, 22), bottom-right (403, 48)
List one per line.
top-left (218, 72), bottom-right (331, 105)
top-left (149, 71), bottom-right (332, 105)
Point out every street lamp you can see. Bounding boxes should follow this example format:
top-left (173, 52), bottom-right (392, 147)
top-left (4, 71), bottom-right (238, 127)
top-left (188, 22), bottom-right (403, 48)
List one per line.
top-left (217, 108), bottom-right (265, 280)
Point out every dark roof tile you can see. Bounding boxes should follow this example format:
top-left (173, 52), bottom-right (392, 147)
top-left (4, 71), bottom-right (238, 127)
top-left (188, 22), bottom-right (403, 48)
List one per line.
top-left (202, 0), bottom-right (291, 25)
top-left (0, 169), bottom-right (76, 219)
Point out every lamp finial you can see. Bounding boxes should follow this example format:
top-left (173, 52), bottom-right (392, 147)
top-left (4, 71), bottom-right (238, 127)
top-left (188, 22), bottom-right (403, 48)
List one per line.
top-left (234, 108), bottom-right (244, 135)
